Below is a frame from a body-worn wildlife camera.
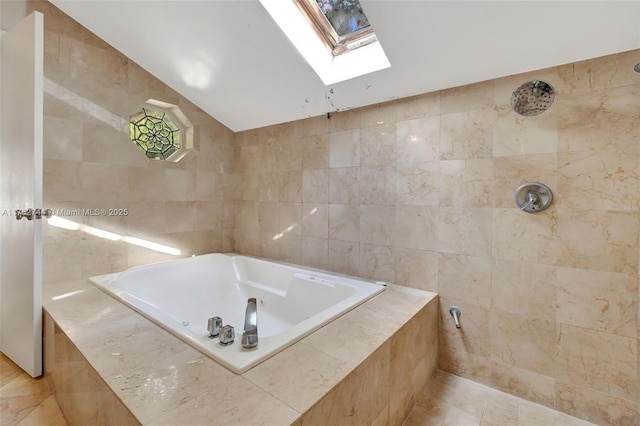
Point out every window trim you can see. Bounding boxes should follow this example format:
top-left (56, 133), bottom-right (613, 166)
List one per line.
top-left (294, 0), bottom-right (377, 56)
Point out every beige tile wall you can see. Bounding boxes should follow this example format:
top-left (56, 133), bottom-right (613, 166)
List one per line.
top-left (235, 49), bottom-right (640, 425)
top-left (31, 1), bottom-right (236, 284)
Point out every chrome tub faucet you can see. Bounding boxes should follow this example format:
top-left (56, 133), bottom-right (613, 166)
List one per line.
top-left (242, 298), bottom-right (258, 349)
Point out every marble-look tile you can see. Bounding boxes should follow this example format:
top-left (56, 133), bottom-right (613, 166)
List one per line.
top-left (439, 207), bottom-right (491, 257)
top-left (328, 204), bottom-right (360, 242)
top-left (390, 307), bottom-right (434, 425)
top-left (492, 154), bottom-right (557, 209)
top-left (438, 253), bottom-right (491, 309)
top-left (394, 248), bottom-right (438, 292)
top-left (360, 123), bottom-right (397, 166)
top-left (404, 403), bottom-right (480, 426)
top-left (397, 116), bottom-right (440, 163)
top-left (492, 260), bottom-right (556, 322)
top-left (422, 370), bottom-right (489, 419)
top-left (15, 394), bottom-right (67, 426)
top-left (397, 161), bottom-right (440, 206)
top-left (327, 240), bottom-right (360, 276)
top-left (302, 303), bottom-right (395, 364)
top-left (43, 115), bottom-right (83, 161)
top-left (440, 159), bottom-right (493, 207)
top-left (493, 104), bottom-right (559, 157)
top-left (277, 140), bottom-right (302, 171)
top-left (113, 349), bottom-right (231, 423)
top-left (302, 169), bottom-right (329, 203)
top-left (490, 310), bottom-right (557, 377)
top-left (279, 170), bottom-right (302, 203)
top-left (360, 101), bottom-right (397, 128)
top-left (395, 92), bottom-right (440, 121)
top-left (440, 107), bottom-right (494, 160)
top-left (395, 205), bottom-right (439, 251)
top-left (556, 324), bottom-right (638, 401)
top-left (329, 167), bottom-right (359, 205)
top-left (480, 392), bottom-right (520, 426)
top-left (148, 375), bottom-right (299, 426)
top-left (301, 134), bottom-right (329, 170)
top-left (243, 342), bottom-right (351, 413)
top-left (555, 381), bottom-right (637, 426)
top-left (299, 342), bottom-right (390, 426)
top-left (558, 149), bottom-right (640, 211)
top-left (440, 80), bottom-right (493, 114)
top-left (556, 209), bottom-right (639, 273)
top-left (361, 205), bottom-right (395, 246)
top-left (328, 109), bottom-right (361, 133)
top-left (558, 85), bottom-right (640, 153)
top-left (44, 159), bottom-right (83, 203)
top-left (293, 115), bottom-right (327, 138)
top-left (301, 237), bottom-right (328, 270)
top-left (329, 129), bottom-right (360, 168)
top-left (489, 361), bottom-right (556, 408)
top-left (0, 355), bottom-right (22, 388)
top-left (439, 297), bottom-right (491, 365)
top-left (301, 203), bottom-right (328, 239)
top-left (81, 162), bottom-right (129, 204)
top-left (82, 122), bottom-right (147, 167)
top-left (359, 166), bottom-right (396, 205)
top-left (359, 243), bottom-right (395, 283)
top-left (557, 49), bottom-right (640, 95)
top-left (556, 267), bottom-right (638, 338)
top-left (492, 208), bottom-right (557, 264)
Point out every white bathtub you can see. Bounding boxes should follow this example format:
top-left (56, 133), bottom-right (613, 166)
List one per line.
top-left (89, 253), bottom-right (386, 373)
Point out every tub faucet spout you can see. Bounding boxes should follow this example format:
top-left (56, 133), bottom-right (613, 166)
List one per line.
top-left (242, 298), bottom-right (258, 349)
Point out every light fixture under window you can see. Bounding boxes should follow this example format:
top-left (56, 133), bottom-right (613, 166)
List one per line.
top-left (259, 0), bottom-right (390, 85)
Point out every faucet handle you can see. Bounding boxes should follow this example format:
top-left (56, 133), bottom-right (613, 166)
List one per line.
top-left (207, 316), bottom-right (223, 338)
top-left (219, 325), bottom-right (235, 346)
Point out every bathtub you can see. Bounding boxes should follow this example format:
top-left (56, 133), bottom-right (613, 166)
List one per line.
top-left (89, 253), bottom-right (386, 373)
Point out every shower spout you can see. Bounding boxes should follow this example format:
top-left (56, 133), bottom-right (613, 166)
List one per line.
top-left (449, 306), bottom-right (461, 329)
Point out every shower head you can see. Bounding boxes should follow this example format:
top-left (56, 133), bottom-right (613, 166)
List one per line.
top-left (511, 80), bottom-right (555, 116)
top-left (634, 63), bottom-right (640, 73)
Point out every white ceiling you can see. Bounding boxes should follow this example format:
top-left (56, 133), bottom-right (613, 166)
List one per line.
top-left (50, 0), bottom-right (640, 132)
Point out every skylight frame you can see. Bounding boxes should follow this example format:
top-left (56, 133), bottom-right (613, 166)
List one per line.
top-left (294, 0), bottom-right (377, 56)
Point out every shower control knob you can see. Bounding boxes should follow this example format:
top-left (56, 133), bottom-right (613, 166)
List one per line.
top-left (219, 325), bottom-right (235, 346)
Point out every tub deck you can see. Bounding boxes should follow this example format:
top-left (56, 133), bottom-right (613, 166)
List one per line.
top-left (43, 273), bottom-right (438, 425)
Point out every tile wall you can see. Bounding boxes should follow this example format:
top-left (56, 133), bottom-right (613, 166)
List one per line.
top-left (234, 49), bottom-right (640, 425)
top-left (29, 1), bottom-right (236, 284)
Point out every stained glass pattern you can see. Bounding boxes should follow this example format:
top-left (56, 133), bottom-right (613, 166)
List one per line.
top-left (315, 0), bottom-right (370, 38)
top-left (129, 108), bottom-right (182, 161)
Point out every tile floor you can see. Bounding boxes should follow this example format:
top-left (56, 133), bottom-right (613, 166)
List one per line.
top-left (0, 354), bottom-right (66, 426)
top-left (1, 352), bottom-right (598, 426)
top-left (404, 370), bottom-right (596, 426)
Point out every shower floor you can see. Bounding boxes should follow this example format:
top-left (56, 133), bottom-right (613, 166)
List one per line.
top-left (404, 370), bottom-right (595, 426)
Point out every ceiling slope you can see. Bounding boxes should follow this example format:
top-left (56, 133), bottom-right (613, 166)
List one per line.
top-left (50, 0), bottom-right (640, 131)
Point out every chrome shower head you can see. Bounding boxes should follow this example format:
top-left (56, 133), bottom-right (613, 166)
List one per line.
top-left (634, 63), bottom-right (640, 73)
top-left (511, 80), bottom-right (555, 116)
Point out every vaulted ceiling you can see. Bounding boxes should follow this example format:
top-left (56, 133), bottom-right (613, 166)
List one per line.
top-left (50, 0), bottom-right (640, 132)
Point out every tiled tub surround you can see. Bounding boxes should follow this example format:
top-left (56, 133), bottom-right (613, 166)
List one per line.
top-left (89, 254), bottom-right (385, 373)
top-left (43, 277), bottom-right (438, 425)
top-left (234, 49), bottom-right (640, 425)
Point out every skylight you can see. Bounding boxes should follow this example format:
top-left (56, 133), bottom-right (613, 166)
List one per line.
top-left (259, 0), bottom-right (390, 85)
top-left (298, 0), bottom-right (376, 56)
